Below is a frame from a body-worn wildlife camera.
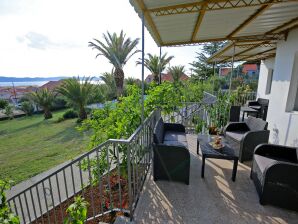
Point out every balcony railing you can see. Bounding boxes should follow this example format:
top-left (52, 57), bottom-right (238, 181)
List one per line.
top-left (7, 92), bottom-right (216, 224)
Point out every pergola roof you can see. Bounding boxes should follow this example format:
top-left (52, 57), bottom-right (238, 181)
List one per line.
top-left (129, 0), bottom-right (298, 47)
top-left (207, 40), bottom-right (277, 62)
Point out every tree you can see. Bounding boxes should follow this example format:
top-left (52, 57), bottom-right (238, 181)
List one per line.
top-left (136, 53), bottom-right (174, 83)
top-left (0, 99), bottom-right (8, 109)
top-left (168, 65), bottom-right (185, 85)
top-left (4, 105), bottom-right (14, 119)
top-left (100, 72), bottom-right (117, 100)
top-left (21, 101), bottom-right (34, 116)
top-left (88, 31), bottom-right (140, 97)
top-left (56, 77), bottom-right (94, 121)
top-left (30, 89), bottom-right (54, 119)
top-left (190, 42), bottom-right (226, 81)
top-left (125, 77), bottom-right (140, 86)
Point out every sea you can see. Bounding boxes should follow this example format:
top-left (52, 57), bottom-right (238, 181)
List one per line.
top-left (0, 81), bottom-right (48, 87)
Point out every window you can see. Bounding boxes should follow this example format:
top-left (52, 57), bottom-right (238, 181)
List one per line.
top-left (286, 52), bottom-right (298, 112)
top-left (265, 69), bottom-right (273, 94)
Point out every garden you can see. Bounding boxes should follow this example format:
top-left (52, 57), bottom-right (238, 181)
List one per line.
top-left (0, 30), bottom-right (258, 224)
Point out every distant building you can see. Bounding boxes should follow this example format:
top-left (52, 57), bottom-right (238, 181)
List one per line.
top-left (145, 72), bottom-right (189, 83)
top-left (219, 67), bottom-right (232, 76)
top-left (39, 80), bottom-right (64, 91)
top-left (219, 64), bottom-right (258, 76)
top-left (0, 86), bottom-right (38, 103)
top-left (242, 64), bottom-right (258, 75)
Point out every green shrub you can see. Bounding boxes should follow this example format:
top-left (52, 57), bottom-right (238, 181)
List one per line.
top-left (0, 180), bottom-right (20, 224)
top-left (63, 109), bottom-right (78, 119)
top-left (4, 105), bottom-right (14, 119)
top-left (64, 196), bottom-right (88, 224)
top-left (53, 96), bottom-right (68, 110)
top-left (21, 101), bottom-right (34, 116)
top-left (56, 116), bottom-right (65, 123)
top-left (0, 99), bottom-right (8, 109)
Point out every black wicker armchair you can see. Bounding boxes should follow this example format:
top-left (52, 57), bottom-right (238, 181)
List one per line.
top-left (153, 118), bottom-right (190, 185)
top-left (224, 116), bottom-right (270, 162)
top-left (247, 98), bottom-right (269, 120)
top-left (251, 144), bottom-right (298, 211)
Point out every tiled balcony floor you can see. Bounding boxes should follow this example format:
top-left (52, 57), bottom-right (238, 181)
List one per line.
top-left (133, 134), bottom-right (298, 224)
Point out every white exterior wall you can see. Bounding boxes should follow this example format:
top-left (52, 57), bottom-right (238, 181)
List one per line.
top-left (256, 58), bottom-right (275, 99)
top-left (264, 28), bottom-right (298, 146)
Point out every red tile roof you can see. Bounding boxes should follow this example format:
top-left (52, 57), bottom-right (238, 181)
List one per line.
top-left (219, 67), bottom-right (231, 76)
top-left (40, 80), bottom-right (63, 91)
top-left (145, 73), bottom-right (189, 83)
top-left (242, 64), bottom-right (257, 74)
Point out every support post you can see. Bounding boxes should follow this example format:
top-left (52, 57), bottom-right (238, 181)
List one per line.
top-left (159, 47), bottom-right (162, 85)
top-left (141, 12), bottom-right (145, 124)
top-left (229, 43), bottom-right (236, 93)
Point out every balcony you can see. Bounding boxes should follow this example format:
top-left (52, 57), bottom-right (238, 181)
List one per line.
top-left (6, 92), bottom-right (298, 223)
top-left (133, 134), bottom-right (298, 223)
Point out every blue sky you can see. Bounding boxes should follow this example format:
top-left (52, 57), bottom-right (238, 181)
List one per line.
top-left (0, 0), bottom-right (200, 78)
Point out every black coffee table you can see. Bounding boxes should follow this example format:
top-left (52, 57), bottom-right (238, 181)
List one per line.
top-left (197, 134), bottom-right (238, 181)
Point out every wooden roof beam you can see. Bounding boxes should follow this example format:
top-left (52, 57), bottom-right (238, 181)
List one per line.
top-left (148, 0), bottom-right (294, 16)
top-left (227, 2), bottom-right (273, 38)
top-left (191, 2), bottom-right (208, 41)
top-left (135, 0), bottom-right (163, 46)
top-left (236, 47), bottom-right (276, 61)
top-left (234, 41), bottom-right (268, 57)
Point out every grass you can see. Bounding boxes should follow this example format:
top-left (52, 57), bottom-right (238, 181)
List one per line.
top-left (0, 109), bottom-right (91, 184)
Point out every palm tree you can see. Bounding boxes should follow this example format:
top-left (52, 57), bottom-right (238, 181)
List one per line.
top-left (30, 89), bottom-right (54, 119)
top-left (168, 65), bottom-right (185, 85)
top-left (56, 77), bottom-right (94, 120)
top-left (88, 31), bottom-right (140, 97)
top-left (100, 72), bottom-right (117, 100)
top-left (125, 77), bottom-right (140, 86)
top-left (136, 53), bottom-right (174, 83)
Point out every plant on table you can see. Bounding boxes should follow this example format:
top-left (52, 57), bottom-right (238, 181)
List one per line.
top-left (206, 91), bottom-right (235, 134)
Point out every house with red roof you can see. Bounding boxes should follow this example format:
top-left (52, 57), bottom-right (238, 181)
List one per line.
top-left (39, 80), bottom-right (64, 91)
top-left (219, 67), bottom-right (232, 76)
top-left (145, 72), bottom-right (189, 83)
top-left (242, 64), bottom-right (258, 75)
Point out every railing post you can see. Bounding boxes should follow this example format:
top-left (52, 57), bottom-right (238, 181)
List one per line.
top-left (127, 144), bottom-right (133, 221)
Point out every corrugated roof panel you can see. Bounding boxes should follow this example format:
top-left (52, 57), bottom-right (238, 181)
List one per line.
top-left (152, 13), bottom-right (197, 43)
top-left (197, 7), bottom-right (259, 40)
top-left (144, 0), bottom-right (200, 9)
top-left (237, 2), bottom-right (298, 36)
top-left (244, 46), bottom-right (276, 55)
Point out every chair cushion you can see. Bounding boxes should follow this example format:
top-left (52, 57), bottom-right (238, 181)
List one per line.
top-left (250, 105), bottom-right (261, 110)
top-left (245, 116), bottom-right (267, 131)
top-left (254, 155), bottom-right (277, 174)
top-left (154, 118), bottom-right (164, 144)
top-left (225, 131), bottom-right (247, 142)
top-left (164, 131), bottom-right (187, 142)
top-left (253, 154), bottom-right (277, 185)
top-left (163, 140), bottom-right (188, 148)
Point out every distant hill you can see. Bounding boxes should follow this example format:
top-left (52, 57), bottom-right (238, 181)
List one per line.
top-left (0, 76), bottom-right (67, 82)
top-left (0, 76), bottom-right (101, 82)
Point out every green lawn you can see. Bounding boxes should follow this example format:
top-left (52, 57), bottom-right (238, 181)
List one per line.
top-left (0, 110), bottom-right (91, 184)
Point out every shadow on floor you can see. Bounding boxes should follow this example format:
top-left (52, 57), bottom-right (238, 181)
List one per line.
top-left (134, 134), bottom-right (298, 224)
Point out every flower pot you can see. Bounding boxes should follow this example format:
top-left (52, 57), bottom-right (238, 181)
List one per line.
top-left (208, 126), bottom-right (218, 135)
